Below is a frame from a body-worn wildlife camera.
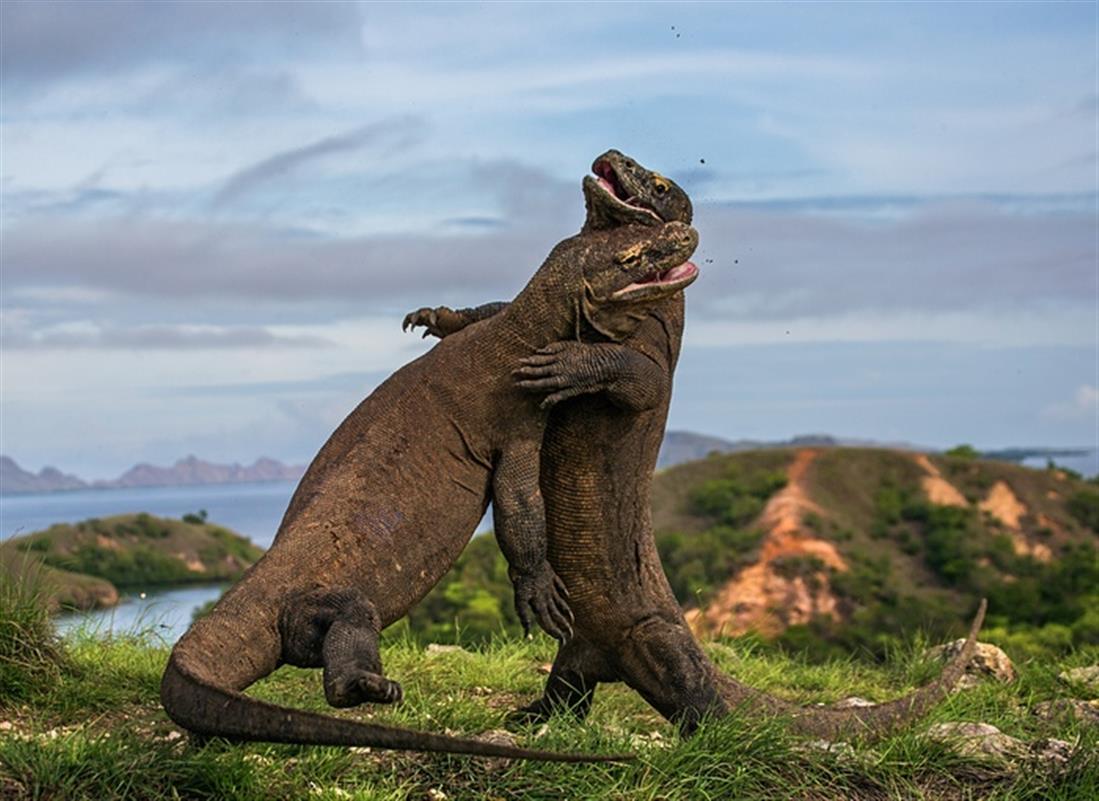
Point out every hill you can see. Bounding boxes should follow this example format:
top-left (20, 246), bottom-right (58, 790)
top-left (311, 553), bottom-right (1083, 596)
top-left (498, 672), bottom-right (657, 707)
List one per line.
top-left (0, 456), bottom-right (86, 494)
top-left (0, 454), bottom-right (305, 495)
top-left (651, 447), bottom-right (1099, 659)
top-left (0, 513), bottom-right (263, 612)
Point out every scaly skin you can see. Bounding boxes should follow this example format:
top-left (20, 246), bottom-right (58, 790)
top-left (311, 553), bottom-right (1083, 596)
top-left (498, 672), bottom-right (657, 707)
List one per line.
top-left (160, 204), bottom-right (699, 761)
top-left (408, 149), bottom-right (986, 741)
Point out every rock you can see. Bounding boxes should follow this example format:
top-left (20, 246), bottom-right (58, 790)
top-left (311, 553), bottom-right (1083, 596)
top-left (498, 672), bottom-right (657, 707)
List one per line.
top-left (1058, 666), bottom-right (1099, 693)
top-left (795, 739), bottom-right (858, 764)
top-left (0, 721), bottom-right (12, 731)
top-left (628, 730), bottom-right (672, 750)
top-left (926, 722), bottom-right (1027, 763)
top-left (925, 640), bottom-right (1015, 689)
top-left (425, 643), bottom-right (467, 655)
top-left (1033, 698), bottom-right (1099, 726)
top-left (426, 790), bottom-right (448, 801)
top-left (536, 662), bottom-right (553, 675)
top-left (471, 729), bottom-right (520, 771)
top-left (833, 696), bottom-right (875, 708)
top-left (1029, 738), bottom-right (1075, 768)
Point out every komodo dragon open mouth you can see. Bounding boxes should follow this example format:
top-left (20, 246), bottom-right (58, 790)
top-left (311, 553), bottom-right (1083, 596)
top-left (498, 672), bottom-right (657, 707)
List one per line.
top-left (611, 260), bottom-right (698, 301)
top-left (591, 159), bottom-right (663, 223)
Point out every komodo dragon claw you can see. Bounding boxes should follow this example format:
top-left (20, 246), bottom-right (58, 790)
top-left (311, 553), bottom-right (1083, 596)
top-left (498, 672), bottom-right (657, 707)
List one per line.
top-left (402, 306), bottom-right (467, 339)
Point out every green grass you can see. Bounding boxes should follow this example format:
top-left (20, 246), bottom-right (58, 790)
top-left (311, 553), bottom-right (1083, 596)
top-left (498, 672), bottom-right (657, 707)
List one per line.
top-left (2, 610), bottom-right (1096, 800)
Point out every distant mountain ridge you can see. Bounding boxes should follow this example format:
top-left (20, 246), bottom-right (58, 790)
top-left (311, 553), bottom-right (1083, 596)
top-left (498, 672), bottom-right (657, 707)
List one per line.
top-left (0, 455), bottom-right (306, 495)
top-left (4, 432), bottom-right (1093, 495)
top-left (656, 431), bottom-right (925, 469)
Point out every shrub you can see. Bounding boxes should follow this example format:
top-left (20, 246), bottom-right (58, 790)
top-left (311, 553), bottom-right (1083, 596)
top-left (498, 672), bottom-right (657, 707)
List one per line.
top-left (1067, 489), bottom-right (1099, 533)
top-left (945, 444), bottom-right (980, 459)
top-left (182, 509), bottom-right (209, 525)
top-left (0, 565), bottom-right (66, 701)
top-left (656, 526), bottom-right (764, 605)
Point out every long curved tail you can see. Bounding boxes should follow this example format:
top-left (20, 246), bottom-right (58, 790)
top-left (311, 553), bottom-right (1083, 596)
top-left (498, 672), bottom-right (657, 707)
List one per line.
top-left (161, 608), bottom-right (631, 762)
top-left (711, 599), bottom-right (987, 740)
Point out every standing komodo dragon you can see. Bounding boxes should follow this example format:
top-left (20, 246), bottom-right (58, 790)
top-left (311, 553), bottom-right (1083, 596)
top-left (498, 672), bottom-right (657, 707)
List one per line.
top-left (406, 149), bottom-right (987, 741)
top-left (160, 210), bottom-right (700, 760)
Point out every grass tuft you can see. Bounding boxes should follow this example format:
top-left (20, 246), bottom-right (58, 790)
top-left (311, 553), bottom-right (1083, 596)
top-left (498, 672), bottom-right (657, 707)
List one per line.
top-left (0, 561), bottom-right (66, 703)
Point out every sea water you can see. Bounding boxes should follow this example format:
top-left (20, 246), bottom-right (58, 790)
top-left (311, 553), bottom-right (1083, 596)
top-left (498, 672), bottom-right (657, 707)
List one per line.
top-left (3, 481), bottom-right (491, 642)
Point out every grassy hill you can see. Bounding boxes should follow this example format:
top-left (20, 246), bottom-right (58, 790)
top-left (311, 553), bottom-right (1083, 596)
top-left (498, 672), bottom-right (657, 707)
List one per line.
top-left (0, 513), bottom-right (262, 612)
top-left (651, 447), bottom-right (1099, 660)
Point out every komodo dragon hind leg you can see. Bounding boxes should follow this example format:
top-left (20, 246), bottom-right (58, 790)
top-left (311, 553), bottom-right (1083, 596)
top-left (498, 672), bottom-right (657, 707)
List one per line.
top-left (507, 634), bottom-right (615, 727)
top-left (279, 587), bottom-right (402, 709)
top-left (617, 616), bottom-right (727, 736)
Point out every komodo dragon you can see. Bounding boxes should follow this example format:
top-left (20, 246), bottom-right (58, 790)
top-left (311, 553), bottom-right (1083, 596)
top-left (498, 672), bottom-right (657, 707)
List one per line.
top-left (406, 149), bottom-right (987, 741)
top-left (160, 208), bottom-right (700, 760)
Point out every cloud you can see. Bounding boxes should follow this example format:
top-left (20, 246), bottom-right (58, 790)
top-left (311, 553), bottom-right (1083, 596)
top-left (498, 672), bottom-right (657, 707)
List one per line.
top-left (3, 190), bottom-right (1093, 327)
top-left (690, 199), bottom-right (1096, 319)
top-left (2, 323), bottom-right (332, 350)
top-left (0, 1), bottom-right (362, 85)
top-left (213, 118), bottom-right (423, 207)
top-left (1042, 385), bottom-right (1099, 422)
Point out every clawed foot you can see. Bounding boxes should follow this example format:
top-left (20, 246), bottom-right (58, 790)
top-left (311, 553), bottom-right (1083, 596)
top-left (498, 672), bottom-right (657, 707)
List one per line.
top-left (513, 342), bottom-right (603, 409)
top-left (512, 563), bottom-right (574, 642)
top-left (402, 306), bottom-right (465, 339)
top-left (504, 698), bottom-right (554, 730)
top-left (326, 670), bottom-right (403, 708)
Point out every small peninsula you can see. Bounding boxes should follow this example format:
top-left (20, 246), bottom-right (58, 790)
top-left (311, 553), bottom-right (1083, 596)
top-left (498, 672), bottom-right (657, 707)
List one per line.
top-left (0, 512), bottom-right (263, 612)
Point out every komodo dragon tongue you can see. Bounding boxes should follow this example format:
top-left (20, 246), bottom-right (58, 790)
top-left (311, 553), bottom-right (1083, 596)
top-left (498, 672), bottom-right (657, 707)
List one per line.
top-left (161, 622), bottom-right (631, 762)
top-left (711, 599), bottom-right (987, 740)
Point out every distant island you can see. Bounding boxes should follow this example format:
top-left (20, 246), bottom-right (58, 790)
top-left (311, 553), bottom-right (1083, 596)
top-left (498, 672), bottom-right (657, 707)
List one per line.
top-left (2, 435), bottom-right (1092, 495)
top-left (656, 431), bottom-right (1092, 471)
top-left (0, 455), bottom-right (306, 496)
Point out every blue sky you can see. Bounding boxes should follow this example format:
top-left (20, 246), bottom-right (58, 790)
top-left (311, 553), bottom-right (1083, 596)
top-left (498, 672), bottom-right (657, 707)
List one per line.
top-left (1, 1), bottom-right (1096, 477)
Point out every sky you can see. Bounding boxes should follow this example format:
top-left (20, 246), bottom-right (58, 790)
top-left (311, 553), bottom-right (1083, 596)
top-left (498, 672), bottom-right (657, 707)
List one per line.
top-left (1, 1), bottom-right (1096, 478)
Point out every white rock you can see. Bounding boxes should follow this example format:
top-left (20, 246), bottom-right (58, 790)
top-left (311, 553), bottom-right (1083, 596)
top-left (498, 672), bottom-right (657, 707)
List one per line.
top-left (425, 643), bottom-right (466, 655)
top-left (833, 696), bottom-right (875, 708)
top-left (1033, 698), bottom-right (1099, 726)
top-left (1059, 665), bottom-right (1099, 693)
top-left (927, 722), bottom-right (1027, 763)
top-left (925, 640), bottom-right (1016, 689)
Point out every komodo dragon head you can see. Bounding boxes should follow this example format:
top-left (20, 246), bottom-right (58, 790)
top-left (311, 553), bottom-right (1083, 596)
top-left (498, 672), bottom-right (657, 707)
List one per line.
top-left (583, 149), bottom-right (693, 230)
top-left (529, 219), bottom-right (699, 344)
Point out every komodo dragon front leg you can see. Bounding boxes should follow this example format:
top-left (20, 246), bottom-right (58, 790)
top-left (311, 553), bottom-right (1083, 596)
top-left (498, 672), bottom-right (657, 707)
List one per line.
top-left (494, 433), bottom-right (574, 641)
top-left (406, 304), bottom-right (665, 412)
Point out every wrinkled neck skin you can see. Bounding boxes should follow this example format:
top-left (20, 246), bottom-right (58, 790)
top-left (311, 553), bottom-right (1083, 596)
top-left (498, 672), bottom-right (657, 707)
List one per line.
top-left (497, 237), bottom-right (579, 348)
top-left (498, 226), bottom-right (661, 348)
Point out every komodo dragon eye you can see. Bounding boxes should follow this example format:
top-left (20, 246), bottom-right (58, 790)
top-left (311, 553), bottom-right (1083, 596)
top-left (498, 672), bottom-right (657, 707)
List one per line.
top-left (653, 176), bottom-right (670, 195)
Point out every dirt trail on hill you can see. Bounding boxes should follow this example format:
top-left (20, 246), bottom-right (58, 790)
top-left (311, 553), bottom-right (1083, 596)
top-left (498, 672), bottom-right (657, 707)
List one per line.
top-left (913, 454), bottom-right (968, 507)
top-left (686, 449), bottom-right (847, 638)
top-left (979, 480), bottom-right (1050, 562)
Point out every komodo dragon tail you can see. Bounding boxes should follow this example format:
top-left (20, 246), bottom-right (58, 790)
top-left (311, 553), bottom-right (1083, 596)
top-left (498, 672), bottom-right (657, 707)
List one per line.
top-left (711, 599), bottom-right (987, 741)
top-left (161, 609), bottom-right (631, 763)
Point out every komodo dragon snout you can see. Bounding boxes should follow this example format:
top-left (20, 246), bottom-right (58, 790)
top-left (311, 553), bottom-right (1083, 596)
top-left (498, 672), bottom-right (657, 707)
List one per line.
top-left (585, 221), bottom-right (699, 305)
